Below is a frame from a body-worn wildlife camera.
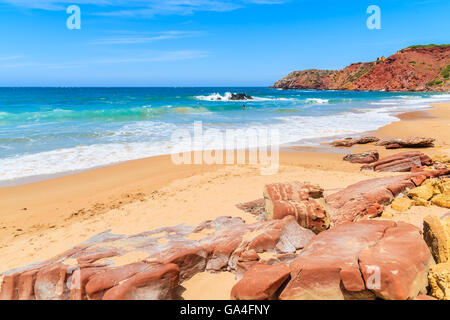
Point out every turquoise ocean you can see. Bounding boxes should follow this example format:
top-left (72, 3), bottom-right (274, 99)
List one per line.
top-left (0, 87), bottom-right (449, 185)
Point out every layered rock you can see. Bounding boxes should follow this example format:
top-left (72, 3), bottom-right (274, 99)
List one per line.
top-left (264, 182), bottom-right (330, 233)
top-left (279, 220), bottom-right (434, 300)
top-left (375, 137), bottom-right (435, 149)
top-left (325, 170), bottom-right (449, 225)
top-left (272, 45), bottom-right (450, 92)
top-left (238, 170), bottom-right (449, 230)
top-left (343, 150), bottom-right (379, 164)
top-left (331, 136), bottom-right (379, 147)
top-left (361, 151), bottom-right (433, 172)
top-left (0, 216), bottom-right (315, 300)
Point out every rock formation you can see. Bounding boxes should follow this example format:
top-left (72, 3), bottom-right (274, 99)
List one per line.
top-left (330, 136), bottom-right (379, 147)
top-left (272, 45), bottom-right (450, 92)
top-left (361, 151), bottom-right (433, 172)
top-left (343, 150), bottom-right (379, 164)
top-left (3, 171), bottom-right (450, 300)
top-left (231, 263), bottom-right (291, 300)
top-left (263, 182), bottom-right (329, 233)
top-left (325, 170), bottom-right (449, 225)
top-left (0, 216), bottom-right (315, 300)
top-left (279, 220), bottom-right (434, 300)
top-left (229, 93), bottom-right (253, 100)
top-left (239, 170), bottom-right (449, 230)
top-left (423, 214), bottom-right (450, 300)
top-left (375, 137), bottom-right (435, 149)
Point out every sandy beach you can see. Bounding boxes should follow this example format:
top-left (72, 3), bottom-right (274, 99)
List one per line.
top-left (1, 102), bottom-right (449, 299)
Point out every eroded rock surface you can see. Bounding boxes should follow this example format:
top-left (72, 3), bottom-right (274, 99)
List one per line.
top-left (422, 214), bottom-right (450, 300)
top-left (231, 263), bottom-right (290, 300)
top-left (428, 262), bottom-right (450, 300)
top-left (343, 150), bottom-right (379, 164)
top-left (0, 216), bottom-right (315, 300)
top-left (279, 220), bottom-right (434, 300)
top-left (361, 151), bottom-right (433, 172)
top-left (264, 182), bottom-right (330, 233)
top-left (331, 136), bottom-right (379, 147)
top-left (325, 170), bottom-right (449, 225)
top-left (375, 137), bottom-right (435, 149)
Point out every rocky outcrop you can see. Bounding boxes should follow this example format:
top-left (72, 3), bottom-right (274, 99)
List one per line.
top-left (343, 150), bottom-right (379, 164)
top-left (0, 216), bottom-right (315, 300)
top-left (409, 178), bottom-right (450, 208)
top-left (279, 220), bottom-right (434, 300)
top-left (375, 137), bottom-right (435, 149)
top-left (423, 214), bottom-right (449, 264)
top-left (237, 170), bottom-right (449, 230)
top-left (264, 182), bottom-right (330, 233)
top-left (229, 93), bottom-right (253, 100)
top-left (325, 170), bottom-right (450, 225)
top-left (231, 263), bottom-right (290, 300)
top-left (428, 262), bottom-right (450, 300)
top-left (331, 136), bottom-right (379, 147)
top-left (272, 45), bottom-right (450, 92)
top-left (361, 151), bottom-right (433, 172)
top-left (423, 214), bottom-right (450, 300)
top-left (391, 197), bottom-right (415, 212)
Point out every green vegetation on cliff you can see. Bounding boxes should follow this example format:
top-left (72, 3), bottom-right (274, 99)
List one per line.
top-left (406, 44), bottom-right (450, 49)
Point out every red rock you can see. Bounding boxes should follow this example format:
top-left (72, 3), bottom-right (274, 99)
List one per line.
top-left (331, 136), bottom-right (379, 147)
top-left (279, 220), bottom-right (434, 300)
top-left (236, 198), bottom-right (265, 216)
top-left (343, 150), bottom-right (379, 164)
top-left (102, 263), bottom-right (180, 300)
top-left (264, 182), bottom-right (329, 233)
top-left (272, 46), bottom-right (450, 92)
top-left (358, 222), bottom-right (434, 300)
top-left (361, 151), bottom-right (433, 172)
top-left (0, 216), bottom-right (315, 300)
top-left (325, 170), bottom-right (450, 225)
top-left (264, 182), bottom-right (323, 201)
top-left (231, 263), bottom-right (290, 300)
top-left (385, 143), bottom-right (402, 149)
top-left (376, 137), bottom-right (435, 149)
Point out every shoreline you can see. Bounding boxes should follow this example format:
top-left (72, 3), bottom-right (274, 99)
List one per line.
top-left (0, 102), bottom-right (449, 298)
top-left (0, 101), bottom-right (438, 188)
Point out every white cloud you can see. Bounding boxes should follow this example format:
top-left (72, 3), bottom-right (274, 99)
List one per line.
top-left (2, 0), bottom-right (287, 16)
top-left (0, 50), bottom-right (209, 69)
top-left (92, 50), bottom-right (210, 63)
top-left (0, 55), bottom-right (23, 61)
top-left (91, 30), bottom-right (203, 45)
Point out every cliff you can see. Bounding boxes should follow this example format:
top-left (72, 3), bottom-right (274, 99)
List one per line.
top-left (272, 45), bottom-right (450, 92)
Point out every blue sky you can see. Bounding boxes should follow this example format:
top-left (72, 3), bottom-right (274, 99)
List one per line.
top-left (0, 0), bottom-right (449, 86)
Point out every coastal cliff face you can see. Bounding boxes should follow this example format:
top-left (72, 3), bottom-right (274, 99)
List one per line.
top-left (273, 45), bottom-right (450, 92)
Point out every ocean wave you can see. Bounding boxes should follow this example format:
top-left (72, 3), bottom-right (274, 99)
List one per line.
top-left (194, 92), bottom-right (298, 102)
top-left (0, 106), bottom-right (175, 123)
top-left (305, 98), bottom-right (329, 104)
top-left (0, 107), bottom-right (401, 183)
